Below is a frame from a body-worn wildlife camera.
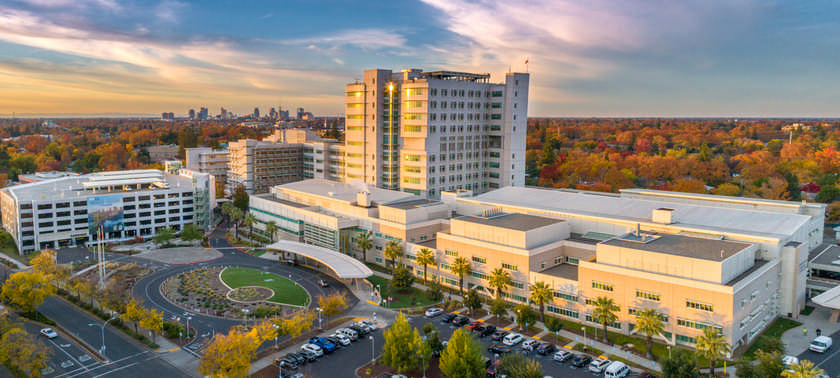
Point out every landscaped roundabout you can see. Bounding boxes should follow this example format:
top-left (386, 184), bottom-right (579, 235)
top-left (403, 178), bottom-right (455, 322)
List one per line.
top-left (161, 266), bottom-right (310, 319)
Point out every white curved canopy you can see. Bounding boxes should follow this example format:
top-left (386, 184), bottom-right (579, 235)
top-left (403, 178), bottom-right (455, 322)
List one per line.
top-left (266, 240), bottom-right (373, 279)
top-left (813, 284), bottom-right (840, 310)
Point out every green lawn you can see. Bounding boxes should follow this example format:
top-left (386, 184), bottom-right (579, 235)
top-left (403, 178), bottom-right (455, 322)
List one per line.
top-left (248, 249), bottom-right (267, 256)
top-left (367, 275), bottom-right (440, 309)
top-left (220, 267), bottom-right (309, 306)
top-left (743, 317), bottom-right (802, 358)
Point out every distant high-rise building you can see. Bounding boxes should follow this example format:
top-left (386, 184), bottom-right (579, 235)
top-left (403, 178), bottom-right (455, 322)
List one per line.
top-left (253, 107), bottom-right (260, 119)
top-left (278, 106), bottom-right (290, 121)
top-left (296, 107), bottom-right (305, 120)
top-left (221, 107), bottom-right (229, 120)
top-left (199, 107), bottom-right (209, 120)
top-left (188, 109), bottom-right (196, 119)
top-left (161, 112), bottom-right (175, 120)
top-left (344, 68), bottom-right (529, 198)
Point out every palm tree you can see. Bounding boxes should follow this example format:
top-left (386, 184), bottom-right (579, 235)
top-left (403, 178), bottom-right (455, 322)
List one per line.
top-left (416, 248), bottom-right (436, 285)
top-left (529, 281), bottom-right (552, 322)
top-left (383, 240), bottom-right (403, 268)
top-left (229, 207), bottom-right (243, 236)
top-left (264, 221), bottom-right (278, 243)
top-left (592, 296), bottom-right (618, 343)
top-left (782, 360), bottom-right (825, 378)
top-left (451, 257), bottom-right (471, 296)
top-left (695, 327), bottom-right (731, 378)
top-left (355, 231), bottom-right (373, 262)
top-left (243, 212), bottom-right (256, 244)
top-left (221, 201), bottom-right (233, 220)
top-left (489, 268), bottom-right (511, 300)
top-left (635, 308), bottom-right (664, 360)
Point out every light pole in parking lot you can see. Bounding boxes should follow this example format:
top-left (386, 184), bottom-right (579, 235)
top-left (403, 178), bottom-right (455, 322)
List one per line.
top-left (422, 335), bottom-right (427, 378)
top-left (582, 326), bottom-right (586, 343)
top-left (317, 308), bottom-right (323, 330)
top-left (88, 315), bottom-right (119, 358)
top-left (369, 335), bottom-right (375, 364)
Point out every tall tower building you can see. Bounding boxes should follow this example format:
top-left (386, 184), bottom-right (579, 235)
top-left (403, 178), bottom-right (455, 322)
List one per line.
top-left (188, 109), bottom-right (196, 119)
top-left (253, 107), bottom-right (260, 119)
top-left (344, 68), bottom-right (528, 198)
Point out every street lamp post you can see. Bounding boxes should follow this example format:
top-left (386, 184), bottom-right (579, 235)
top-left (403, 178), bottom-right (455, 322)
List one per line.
top-left (243, 309), bottom-right (249, 327)
top-left (422, 335), bottom-right (427, 378)
top-left (317, 308), bottom-right (323, 330)
top-left (184, 316), bottom-right (192, 340)
top-left (667, 345), bottom-right (671, 360)
top-left (88, 315), bottom-right (119, 358)
top-left (369, 335), bottom-right (375, 364)
top-left (582, 326), bottom-right (586, 342)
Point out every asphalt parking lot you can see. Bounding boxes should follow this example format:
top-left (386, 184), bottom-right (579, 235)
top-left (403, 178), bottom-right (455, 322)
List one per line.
top-left (273, 311), bottom-right (654, 378)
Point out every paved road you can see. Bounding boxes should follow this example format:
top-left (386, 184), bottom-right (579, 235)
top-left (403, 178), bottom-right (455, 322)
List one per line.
top-left (131, 223), bottom-right (357, 356)
top-left (21, 319), bottom-right (100, 378)
top-left (37, 297), bottom-right (191, 378)
top-left (798, 327), bottom-right (840, 377)
top-left (285, 313), bottom-right (647, 378)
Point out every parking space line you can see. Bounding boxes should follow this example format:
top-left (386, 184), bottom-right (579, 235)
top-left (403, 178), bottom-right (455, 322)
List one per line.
top-left (47, 338), bottom-right (90, 373)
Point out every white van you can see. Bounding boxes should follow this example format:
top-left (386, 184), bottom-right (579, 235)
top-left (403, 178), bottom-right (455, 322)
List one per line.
top-left (810, 336), bottom-right (833, 353)
top-left (604, 361), bottom-right (630, 378)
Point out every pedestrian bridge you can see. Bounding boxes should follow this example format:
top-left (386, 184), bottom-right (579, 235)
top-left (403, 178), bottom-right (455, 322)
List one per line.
top-left (265, 240), bottom-right (373, 279)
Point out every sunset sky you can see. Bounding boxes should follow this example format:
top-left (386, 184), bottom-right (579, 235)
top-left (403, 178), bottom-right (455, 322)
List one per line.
top-left (0, 0), bottom-right (838, 117)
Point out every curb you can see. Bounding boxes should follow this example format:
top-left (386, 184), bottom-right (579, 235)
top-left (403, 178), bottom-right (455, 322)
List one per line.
top-left (22, 317), bottom-right (106, 363)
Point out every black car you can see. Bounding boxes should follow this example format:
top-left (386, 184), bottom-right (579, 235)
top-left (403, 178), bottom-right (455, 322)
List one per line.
top-left (535, 342), bottom-right (556, 355)
top-left (325, 336), bottom-right (343, 348)
top-left (479, 325), bottom-right (497, 337)
top-left (441, 313), bottom-right (457, 323)
top-left (298, 350), bottom-right (318, 362)
top-left (275, 356), bottom-right (298, 370)
top-left (472, 325), bottom-right (485, 334)
top-left (454, 316), bottom-right (470, 326)
top-left (570, 355), bottom-right (592, 368)
top-left (350, 325), bottom-right (369, 335)
top-left (487, 343), bottom-right (512, 355)
top-left (286, 352), bottom-right (307, 365)
top-left (638, 373), bottom-right (658, 378)
top-left (491, 330), bottom-right (509, 341)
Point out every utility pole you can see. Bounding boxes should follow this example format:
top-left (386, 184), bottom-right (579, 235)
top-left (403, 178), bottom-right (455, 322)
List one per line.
top-left (97, 226), bottom-right (106, 288)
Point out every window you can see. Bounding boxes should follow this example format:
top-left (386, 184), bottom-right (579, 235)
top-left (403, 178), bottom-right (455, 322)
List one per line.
top-left (471, 271), bottom-right (489, 280)
top-left (628, 307), bottom-right (668, 322)
top-left (636, 290), bottom-right (661, 302)
top-left (585, 315), bottom-right (621, 329)
top-left (677, 318), bottom-right (722, 332)
top-left (501, 262), bottom-right (518, 271)
top-left (406, 88), bottom-right (424, 96)
top-left (676, 334), bottom-right (696, 344)
top-left (553, 291), bottom-right (578, 302)
top-left (510, 280), bottom-right (524, 289)
top-left (547, 305), bottom-right (579, 319)
top-left (686, 300), bottom-right (714, 312)
top-left (444, 250), bottom-right (458, 257)
top-left (471, 255), bottom-right (486, 264)
top-left (567, 257), bottom-right (579, 265)
top-left (592, 281), bottom-right (614, 292)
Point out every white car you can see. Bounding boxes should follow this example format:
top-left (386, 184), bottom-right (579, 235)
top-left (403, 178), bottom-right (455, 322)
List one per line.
top-left (502, 333), bottom-right (524, 346)
top-left (40, 328), bottom-right (58, 339)
top-left (331, 333), bottom-right (351, 346)
top-left (337, 328), bottom-right (358, 341)
top-left (782, 355), bottom-right (799, 366)
top-left (553, 350), bottom-right (573, 362)
top-left (521, 339), bottom-right (539, 351)
top-left (425, 307), bottom-right (444, 318)
top-left (300, 343), bottom-right (323, 357)
top-left (588, 357), bottom-right (612, 373)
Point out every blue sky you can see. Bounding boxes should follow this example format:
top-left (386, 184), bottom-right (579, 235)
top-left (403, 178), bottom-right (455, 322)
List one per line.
top-left (0, 0), bottom-right (838, 117)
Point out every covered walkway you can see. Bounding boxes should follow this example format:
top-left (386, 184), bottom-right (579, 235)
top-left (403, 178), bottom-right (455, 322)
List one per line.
top-left (265, 240), bottom-right (373, 279)
top-left (812, 284), bottom-right (840, 322)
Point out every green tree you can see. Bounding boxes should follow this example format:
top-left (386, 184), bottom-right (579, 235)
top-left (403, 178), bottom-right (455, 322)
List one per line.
top-left (490, 298), bottom-right (508, 326)
top-left (754, 350), bottom-right (784, 378)
top-left (528, 281), bottom-right (552, 322)
top-left (264, 221), bottom-right (278, 243)
top-left (540, 141), bottom-right (556, 167)
top-left (426, 330), bottom-right (444, 356)
top-left (496, 352), bottom-right (544, 378)
top-left (232, 184), bottom-right (249, 212)
top-left (382, 313), bottom-right (428, 374)
top-left (464, 288), bottom-right (482, 316)
top-left (636, 308), bottom-right (665, 360)
top-left (243, 212), bottom-right (256, 244)
top-left (514, 304), bottom-right (537, 330)
top-left (752, 335), bottom-right (785, 354)
top-left (782, 359), bottom-right (826, 378)
top-left (229, 207), bottom-right (243, 237)
top-left (1, 270), bottom-right (55, 315)
top-left (180, 223), bottom-right (202, 241)
top-left (384, 240), bottom-right (404, 268)
top-left (391, 265), bottom-right (415, 290)
top-left (416, 248), bottom-right (436, 285)
top-left (489, 267), bottom-right (511, 300)
top-left (695, 327), bottom-right (731, 378)
top-left (426, 280), bottom-right (443, 301)
top-left (451, 257), bottom-right (471, 296)
top-left (439, 328), bottom-right (485, 378)
top-left (544, 317), bottom-right (564, 344)
top-left (153, 227), bottom-right (174, 245)
top-left (355, 231), bottom-right (373, 262)
top-left (816, 185), bottom-right (840, 203)
top-left (662, 350), bottom-right (699, 378)
top-left (735, 357), bottom-right (759, 378)
top-left (592, 296), bottom-right (618, 343)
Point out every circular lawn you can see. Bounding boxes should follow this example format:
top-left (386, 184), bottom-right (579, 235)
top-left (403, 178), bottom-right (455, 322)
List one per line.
top-left (220, 267), bottom-right (309, 306)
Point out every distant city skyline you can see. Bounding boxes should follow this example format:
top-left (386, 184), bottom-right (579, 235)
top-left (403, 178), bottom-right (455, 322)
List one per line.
top-left (0, 0), bottom-right (839, 117)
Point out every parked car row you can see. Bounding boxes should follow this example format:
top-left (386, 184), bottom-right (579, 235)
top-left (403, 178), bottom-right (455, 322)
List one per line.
top-left (275, 320), bottom-right (378, 374)
top-left (552, 349), bottom-right (634, 377)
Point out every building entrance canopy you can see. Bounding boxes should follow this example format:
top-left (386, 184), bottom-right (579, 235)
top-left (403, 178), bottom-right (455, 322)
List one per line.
top-left (266, 240), bottom-right (373, 279)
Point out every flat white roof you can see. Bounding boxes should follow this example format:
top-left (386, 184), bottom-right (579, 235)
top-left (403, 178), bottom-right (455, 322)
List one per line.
top-left (266, 240), bottom-right (373, 278)
top-left (468, 186), bottom-right (812, 239)
top-left (277, 179), bottom-right (415, 205)
top-left (813, 285), bottom-right (840, 310)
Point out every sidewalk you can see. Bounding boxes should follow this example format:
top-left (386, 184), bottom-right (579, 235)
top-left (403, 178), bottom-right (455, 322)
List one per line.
top-left (0, 252), bottom-right (28, 269)
top-left (782, 306), bottom-right (840, 355)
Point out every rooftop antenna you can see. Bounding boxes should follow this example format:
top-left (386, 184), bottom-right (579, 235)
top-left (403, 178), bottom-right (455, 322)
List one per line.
top-left (525, 57), bottom-right (530, 73)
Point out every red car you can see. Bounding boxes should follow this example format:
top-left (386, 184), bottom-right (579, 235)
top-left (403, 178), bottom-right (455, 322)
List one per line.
top-left (466, 321), bottom-right (482, 330)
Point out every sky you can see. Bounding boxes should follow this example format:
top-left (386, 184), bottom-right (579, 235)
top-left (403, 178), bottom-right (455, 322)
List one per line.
top-left (0, 0), bottom-right (838, 117)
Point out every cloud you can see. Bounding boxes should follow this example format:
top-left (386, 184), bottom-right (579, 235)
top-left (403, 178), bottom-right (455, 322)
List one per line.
top-left (288, 28), bottom-right (407, 50)
top-left (261, 12), bottom-right (273, 19)
top-left (154, 0), bottom-right (186, 22)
